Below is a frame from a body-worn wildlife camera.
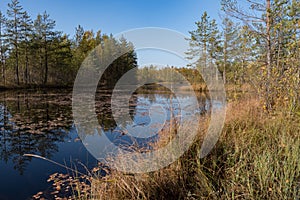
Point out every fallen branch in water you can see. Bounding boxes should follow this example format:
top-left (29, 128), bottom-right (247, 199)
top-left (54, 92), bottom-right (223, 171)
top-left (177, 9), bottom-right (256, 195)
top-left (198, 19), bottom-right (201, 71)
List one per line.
top-left (23, 153), bottom-right (87, 176)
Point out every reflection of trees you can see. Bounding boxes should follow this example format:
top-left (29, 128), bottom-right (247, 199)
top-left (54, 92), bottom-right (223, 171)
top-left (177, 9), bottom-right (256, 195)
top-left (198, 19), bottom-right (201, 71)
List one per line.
top-left (0, 90), bottom-right (73, 174)
top-left (0, 89), bottom-right (210, 174)
top-left (135, 86), bottom-right (209, 115)
top-left (94, 88), bottom-right (211, 151)
top-left (95, 88), bottom-right (140, 132)
top-left (95, 87), bottom-right (210, 132)
top-left (95, 90), bottom-right (117, 131)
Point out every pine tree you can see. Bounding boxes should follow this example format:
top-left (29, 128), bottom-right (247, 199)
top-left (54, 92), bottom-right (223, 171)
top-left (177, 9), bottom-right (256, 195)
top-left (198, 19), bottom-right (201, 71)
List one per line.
top-left (273, 0), bottom-right (300, 112)
top-left (50, 34), bottom-right (73, 84)
top-left (186, 11), bottom-right (222, 81)
top-left (33, 11), bottom-right (59, 85)
top-left (20, 11), bottom-right (32, 84)
top-left (0, 11), bottom-right (8, 86)
top-left (222, 0), bottom-right (299, 111)
top-left (235, 25), bottom-right (256, 85)
top-left (32, 13), bottom-right (44, 83)
top-left (6, 0), bottom-right (25, 85)
top-left (75, 25), bottom-right (84, 47)
top-left (221, 17), bottom-right (239, 84)
top-left (186, 12), bottom-right (210, 69)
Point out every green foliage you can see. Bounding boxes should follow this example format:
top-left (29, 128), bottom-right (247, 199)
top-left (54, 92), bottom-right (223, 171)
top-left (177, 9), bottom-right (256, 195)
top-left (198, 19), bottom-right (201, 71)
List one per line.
top-left (41, 98), bottom-right (300, 199)
top-left (219, 17), bottom-right (239, 84)
top-left (220, 0), bottom-right (299, 112)
top-left (6, 0), bottom-right (26, 85)
top-left (0, 11), bottom-right (8, 86)
top-left (0, 0), bottom-right (137, 88)
top-left (186, 11), bottom-right (222, 70)
top-left (137, 65), bottom-right (204, 85)
top-left (99, 36), bottom-right (138, 88)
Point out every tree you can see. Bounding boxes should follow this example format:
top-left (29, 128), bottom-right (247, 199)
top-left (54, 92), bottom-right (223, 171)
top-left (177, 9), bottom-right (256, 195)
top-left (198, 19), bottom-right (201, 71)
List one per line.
top-left (74, 25), bottom-right (84, 47)
top-left (221, 0), bottom-right (299, 111)
top-left (221, 0), bottom-right (273, 107)
top-left (186, 12), bottom-right (222, 81)
top-left (0, 0), bottom-right (139, 87)
top-left (221, 17), bottom-right (239, 84)
top-left (33, 11), bottom-right (59, 85)
top-left (19, 11), bottom-right (32, 84)
top-left (72, 29), bottom-right (98, 74)
top-left (6, 0), bottom-right (25, 85)
top-left (0, 11), bottom-right (8, 86)
top-left (272, 0), bottom-right (300, 112)
top-left (235, 25), bottom-right (256, 85)
top-left (50, 34), bottom-right (73, 84)
top-left (221, 0), bottom-right (275, 110)
top-left (187, 12), bottom-right (208, 69)
top-left (99, 35), bottom-right (137, 88)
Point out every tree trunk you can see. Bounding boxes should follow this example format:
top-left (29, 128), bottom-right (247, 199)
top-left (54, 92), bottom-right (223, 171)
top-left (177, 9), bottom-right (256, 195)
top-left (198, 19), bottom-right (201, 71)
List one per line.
top-left (14, 13), bottom-right (20, 85)
top-left (44, 43), bottom-right (48, 85)
top-left (2, 61), bottom-right (5, 86)
top-left (223, 39), bottom-right (227, 84)
top-left (25, 45), bottom-right (28, 85)
top-left (15, 47), bottom-right (19, 85)
top-left (0, 19), bottom-right (5, 86)
top-left (266, 0), bottom-right (272, 110)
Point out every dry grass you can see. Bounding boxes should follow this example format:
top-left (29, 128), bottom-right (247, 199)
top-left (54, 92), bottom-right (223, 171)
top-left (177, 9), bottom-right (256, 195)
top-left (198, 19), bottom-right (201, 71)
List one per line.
top-left (177, 83), bottom-right (208, 92)
top-left (40, 95), bottom-right (300, 200)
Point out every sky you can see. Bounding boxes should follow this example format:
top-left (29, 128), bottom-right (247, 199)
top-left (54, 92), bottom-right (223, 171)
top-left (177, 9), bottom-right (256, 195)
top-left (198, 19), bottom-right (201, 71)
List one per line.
top-left (0, 0), bottom-right (223, 67)
top-left (0, 0), bottom-right (223, 37)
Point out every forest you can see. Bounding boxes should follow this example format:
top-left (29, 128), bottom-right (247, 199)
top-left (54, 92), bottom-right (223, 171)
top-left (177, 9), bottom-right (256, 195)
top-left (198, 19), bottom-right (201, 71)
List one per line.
top-left (0, 0), bottom-right (299, 113)
top-left (140, 0), bottom-right (299, 113)
top-left (0, 0), bottom-right (137, 88)
top-left (0, 0), bottom-right (299, 199)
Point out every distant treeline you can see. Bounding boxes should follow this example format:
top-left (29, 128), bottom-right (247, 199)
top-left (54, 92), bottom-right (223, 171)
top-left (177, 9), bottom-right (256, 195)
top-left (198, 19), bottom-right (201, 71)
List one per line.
top-left (0, 0), bottom-right (137, 88)
top-left (137, 65), bottom-right (203, 84)
top-left (0, 0), bottom-right (299, 112)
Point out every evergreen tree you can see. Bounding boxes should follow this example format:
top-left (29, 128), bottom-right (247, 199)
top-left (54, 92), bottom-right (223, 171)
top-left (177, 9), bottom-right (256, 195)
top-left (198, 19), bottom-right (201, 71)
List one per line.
top-left (33, 11), bottom-right (59, 85)
top-left (0, 0), bottom-right (138, 87)
top-left (235, 25), bottom-right (256, 85)
top-left (221, 0), bottom-right (299, 111)
top-left (0, 11), bottom-right (8, 86)
top-left (272, 0), bottom-right (300, 111)
top-left (221, 17), bottom-right (239, 84)
top-left (19, 11), bottom-right (32, 84)
top-left (6, 0), bottom-right (25, 85)
top-left (186, 12), bottom-right (210, 69)
top-left (74, 25), bottom-right (84, 47)
top-left (50, 34), bottom-right (73, 84)
top-left (186, 11), bottom-right (222, 80)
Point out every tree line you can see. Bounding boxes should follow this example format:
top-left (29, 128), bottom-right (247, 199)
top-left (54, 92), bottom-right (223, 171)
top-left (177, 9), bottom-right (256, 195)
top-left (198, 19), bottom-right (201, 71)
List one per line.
top-left (137, 65), bottom-right (203, 85)
top-left (0, 0), bottom-right (137, 87)
top-left (0, 0), bottom-right (299, 112)
top-left (186, 0), bottom-right (299, 112)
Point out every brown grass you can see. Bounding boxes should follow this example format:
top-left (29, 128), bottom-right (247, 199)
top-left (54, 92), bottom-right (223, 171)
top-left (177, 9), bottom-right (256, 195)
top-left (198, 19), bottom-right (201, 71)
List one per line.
top-left (40, 95), bottom-right (300, 200)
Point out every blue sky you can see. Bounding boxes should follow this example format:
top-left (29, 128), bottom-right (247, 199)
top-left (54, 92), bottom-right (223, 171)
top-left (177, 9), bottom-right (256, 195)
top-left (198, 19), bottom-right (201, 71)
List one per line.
top-left (0, 0), bottom-right (223, 67)
top-left (0, 0), bottom-right (222, 37)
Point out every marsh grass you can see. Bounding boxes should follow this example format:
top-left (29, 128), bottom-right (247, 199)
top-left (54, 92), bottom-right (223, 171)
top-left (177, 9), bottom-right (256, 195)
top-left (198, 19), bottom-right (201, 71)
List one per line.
top-left (177, 83), bottom-right (208, 92)
top-left (40, 95), bottom-right (299, 200)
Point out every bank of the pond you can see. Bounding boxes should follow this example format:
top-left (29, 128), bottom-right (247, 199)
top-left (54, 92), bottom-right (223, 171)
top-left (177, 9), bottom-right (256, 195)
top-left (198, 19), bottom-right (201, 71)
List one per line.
top-left (35, 95), bottom-right (300, 199)
top-left (0, 84), bottom-right (73, 91)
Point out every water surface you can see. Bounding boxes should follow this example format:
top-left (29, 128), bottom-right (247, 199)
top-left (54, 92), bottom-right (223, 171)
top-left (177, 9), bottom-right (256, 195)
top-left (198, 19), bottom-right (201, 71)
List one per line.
top-left (0, 89), bottom-right (210, 199)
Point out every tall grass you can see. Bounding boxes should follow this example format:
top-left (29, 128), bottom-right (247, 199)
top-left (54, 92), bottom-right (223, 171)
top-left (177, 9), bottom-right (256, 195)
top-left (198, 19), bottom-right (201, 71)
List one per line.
top-left (41, 96), bottom-right (300, 199)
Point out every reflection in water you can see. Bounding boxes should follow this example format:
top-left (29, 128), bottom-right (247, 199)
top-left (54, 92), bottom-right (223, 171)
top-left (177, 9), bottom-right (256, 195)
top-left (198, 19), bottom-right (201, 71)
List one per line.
top-left (0, 90), bottom-right (90, 200)
top-left (93, 88), bottom-right (211, 157)
top-left (0, 91), bottom-right (73, 175)
top-left (0, 89), bottom-right (210, 199)
top-left (95, 88), bottom-right (210, 133)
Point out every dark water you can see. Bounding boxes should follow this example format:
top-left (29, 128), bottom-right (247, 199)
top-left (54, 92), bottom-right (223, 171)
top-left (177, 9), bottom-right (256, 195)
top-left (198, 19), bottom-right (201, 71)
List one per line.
top-left (0, 89), bottom-right (210, 200)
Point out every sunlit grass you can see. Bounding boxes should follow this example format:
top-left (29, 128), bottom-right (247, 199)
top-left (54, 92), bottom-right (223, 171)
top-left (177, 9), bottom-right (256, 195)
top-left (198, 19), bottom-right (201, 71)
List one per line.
top-left (38, 95), bottom-right (299, 199)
